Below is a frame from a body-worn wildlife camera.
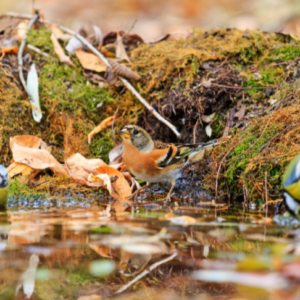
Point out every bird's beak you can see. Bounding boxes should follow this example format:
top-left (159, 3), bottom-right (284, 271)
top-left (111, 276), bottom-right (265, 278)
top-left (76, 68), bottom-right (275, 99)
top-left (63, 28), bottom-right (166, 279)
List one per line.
top-left (119, 128), bottom-right (130, 139)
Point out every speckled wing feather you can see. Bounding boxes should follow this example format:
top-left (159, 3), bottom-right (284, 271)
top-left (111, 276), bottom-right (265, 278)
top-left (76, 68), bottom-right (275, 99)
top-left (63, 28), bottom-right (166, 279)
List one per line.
top-left (154, 139), bottom-right (219, 168)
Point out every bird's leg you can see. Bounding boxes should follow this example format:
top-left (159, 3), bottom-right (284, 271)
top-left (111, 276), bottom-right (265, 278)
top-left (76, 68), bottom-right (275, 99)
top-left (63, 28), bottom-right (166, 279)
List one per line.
top-left (162, 179), bottom-right (176, 202)
top-left (127, 183), bottom-right (151, 200)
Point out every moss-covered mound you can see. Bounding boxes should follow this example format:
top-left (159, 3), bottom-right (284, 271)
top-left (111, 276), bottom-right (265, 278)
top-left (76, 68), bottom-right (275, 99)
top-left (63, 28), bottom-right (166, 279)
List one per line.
top-left (2, 23), bottom-right (300, 203)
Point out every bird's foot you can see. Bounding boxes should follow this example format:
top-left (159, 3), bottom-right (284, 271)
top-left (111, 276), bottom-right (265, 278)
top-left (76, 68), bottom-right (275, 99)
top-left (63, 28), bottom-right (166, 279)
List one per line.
top-left (127, 184), bottom-right (150, 200)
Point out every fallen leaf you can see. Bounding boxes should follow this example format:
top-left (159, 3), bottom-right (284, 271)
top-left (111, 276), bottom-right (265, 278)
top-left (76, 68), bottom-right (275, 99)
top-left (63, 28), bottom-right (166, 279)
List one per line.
top-left (205, 124), bottom-right (212, 137)
top-left (201, 78), bottom-right (213, 88)
top-left (95, 166), bottom-right (131, 199)
top-left (10, 137), bottom-right (69, 178)
top-left (49, 25), bottom-right (72, 41)
top-left (116, 31), bottom-right (130, 62)
top-left (10, 135), bottom-right (45, 149)
top-left (88, 115), bottom-right (120, 144)
top-left (234, 105), bottom-right (246, 121)
top-left (122, 243), bottom-right (167, 255)
top-left (102, 31), bottom-right (144, 46)
top-left (65, 153), bottom-right (106, 186)
top-left (51, 33), bottom-right (75, 67)
top-left (108, 58), bottom-right (141, 81)
top-left (109, 144), bottom-right (124, 165)
top-left (202, 113), bottom-right (215, 123)
top-left (76, 48), bottom-right (106, 73)
top-left (27, 64), bottom-right (43, 122)
top-left (13, 20), bottom-right (29, 42)
top-left (88, 173), bottom-right (112, 193)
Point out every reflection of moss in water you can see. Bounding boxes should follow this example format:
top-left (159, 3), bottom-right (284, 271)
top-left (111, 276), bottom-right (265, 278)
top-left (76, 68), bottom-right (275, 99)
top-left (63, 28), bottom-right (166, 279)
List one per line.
top-left (35, 268), bottom-right (98, 300)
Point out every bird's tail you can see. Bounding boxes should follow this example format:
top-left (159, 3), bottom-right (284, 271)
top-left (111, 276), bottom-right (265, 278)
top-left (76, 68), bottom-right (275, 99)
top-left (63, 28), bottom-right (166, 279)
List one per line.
top-left (188, 139), bottom-right (219, 162)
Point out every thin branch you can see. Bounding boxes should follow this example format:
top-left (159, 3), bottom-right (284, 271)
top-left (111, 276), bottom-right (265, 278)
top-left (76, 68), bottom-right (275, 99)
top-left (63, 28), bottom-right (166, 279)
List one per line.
top-left (1, 12), bottom-right (181, 137)
top-left (27, 44), bottom-right (55, 59)
top-left (115, 250), bottom-right (177, 294)
top-left (17, 12), bottom-right (39, 98)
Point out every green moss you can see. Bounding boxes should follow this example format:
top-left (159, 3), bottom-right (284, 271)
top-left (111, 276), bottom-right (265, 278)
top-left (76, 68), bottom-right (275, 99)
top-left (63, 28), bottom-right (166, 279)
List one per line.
top-left (270, 45), bottom-right (300, 62)
top-left (9, 177), bottom-right (45, 198)
top-left (89, 129), bottom-right (114, 162)
top-left (27, 27), bottom-right (53, 52)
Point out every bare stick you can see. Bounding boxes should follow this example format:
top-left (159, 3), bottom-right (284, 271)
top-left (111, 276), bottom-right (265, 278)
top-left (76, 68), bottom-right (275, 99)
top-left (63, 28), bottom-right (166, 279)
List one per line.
top-left (27, 44), bottom-right (52, 58)
top-left (1, 12), bottom-right (181, 137)
top-left (115, 250), bottom-right (177, 294)
top-left (17, 12), bottom-right (39, 98)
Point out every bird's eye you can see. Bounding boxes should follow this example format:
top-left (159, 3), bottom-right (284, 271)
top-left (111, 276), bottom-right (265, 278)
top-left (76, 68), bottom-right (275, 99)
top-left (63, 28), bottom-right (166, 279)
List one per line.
top-left (133, 129), bottom-right (139, 135)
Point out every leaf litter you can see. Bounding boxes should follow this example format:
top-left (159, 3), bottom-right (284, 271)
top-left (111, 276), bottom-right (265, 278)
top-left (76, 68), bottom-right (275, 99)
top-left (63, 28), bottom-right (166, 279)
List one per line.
top-left (1, 10), bottom-right (300, 300)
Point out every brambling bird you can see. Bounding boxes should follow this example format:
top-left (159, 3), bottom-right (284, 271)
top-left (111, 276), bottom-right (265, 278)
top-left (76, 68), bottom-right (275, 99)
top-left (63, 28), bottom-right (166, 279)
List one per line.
top-left (282, 153), bottom-right (300, 217)
top-left (0, 164), bottom-right (9, 210)
top-left (119, 125), bottom-right (219, 201)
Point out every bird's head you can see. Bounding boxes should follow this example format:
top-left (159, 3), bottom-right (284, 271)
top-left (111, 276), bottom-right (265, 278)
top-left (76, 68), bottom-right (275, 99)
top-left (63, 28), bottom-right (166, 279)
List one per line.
top-left (0, 165), bottom-right (8, 189)
top-left (119, 125), bottom-right (154, 152)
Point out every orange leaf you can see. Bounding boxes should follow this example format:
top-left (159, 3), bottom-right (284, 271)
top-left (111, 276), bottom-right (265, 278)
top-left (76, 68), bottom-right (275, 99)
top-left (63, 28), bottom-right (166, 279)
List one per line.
top-left (96, 165), bottom-right (131, 199)
top-left (88, 115), bottom-right (120, 144)
top-left (51, 33), bottom-right (75, 67)
top-left (76, 48), bottom-right (107, 72)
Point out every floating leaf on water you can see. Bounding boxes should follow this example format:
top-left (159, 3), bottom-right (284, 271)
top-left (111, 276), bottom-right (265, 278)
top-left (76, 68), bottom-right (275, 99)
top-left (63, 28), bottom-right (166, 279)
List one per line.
top-left (27, 64), bottom-right (43, 122)
top-left (89, 259), bottom-right (115, 277)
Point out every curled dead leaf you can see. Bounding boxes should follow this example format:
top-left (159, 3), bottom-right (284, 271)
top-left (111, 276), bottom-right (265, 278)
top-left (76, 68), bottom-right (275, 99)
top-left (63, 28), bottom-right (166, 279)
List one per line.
top-left (116, 31), bottom-right (130, 62)
top-left (108, 58), bottom-right (141, 81)
top-left (51, 33), bottom-right (75, 67)
top-left (95, 166), bottom-right (131, 199)
top-left (88, 115), bottom-right (121, 144)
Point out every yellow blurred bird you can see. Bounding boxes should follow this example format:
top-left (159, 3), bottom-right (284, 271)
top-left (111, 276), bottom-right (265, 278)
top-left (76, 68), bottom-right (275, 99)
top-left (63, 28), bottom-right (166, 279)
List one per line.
top-left (0, 164), bottom-right (9, 210)
top-left (282, 154), bottom-right (300, 216)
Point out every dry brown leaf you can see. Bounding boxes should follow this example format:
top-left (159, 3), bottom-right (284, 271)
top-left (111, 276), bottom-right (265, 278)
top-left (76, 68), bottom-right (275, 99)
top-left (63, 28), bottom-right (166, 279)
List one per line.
top-left (234, 105), bottom-right (246, 121)
top-left (96, 165), bottom-right (131, 199)
top-left (116, 31), bottom-right (130, 62)
top-left (108, 58), bottom-right (141, 81)
top-left (65, 153), bottom-right (106, 187)
top-left (76, 48), bottom-right (106, 72)
top-left (10, 135), bottom-right (45, 149)
top-left (51, 33), bottom-right (75, 67)
top-left (11, 142), bottom-right (69, 178)
top-left (88, 115), bottom-right (121, 144)
top-left (109, 143), bottom-right (124, 165)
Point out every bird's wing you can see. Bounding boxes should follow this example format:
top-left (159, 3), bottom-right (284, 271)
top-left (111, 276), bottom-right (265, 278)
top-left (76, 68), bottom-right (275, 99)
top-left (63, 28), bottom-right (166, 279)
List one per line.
top-left (153, 139), bottom-right (219, 169)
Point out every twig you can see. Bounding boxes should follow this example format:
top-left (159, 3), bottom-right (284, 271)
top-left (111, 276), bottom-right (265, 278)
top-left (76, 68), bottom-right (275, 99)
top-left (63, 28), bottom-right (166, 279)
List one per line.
top-left (17, 12), bottom-right (39, 98)
top-left (112, 106), bottom-right (119, 143)
top-left (249, 56), bottom-right (300, 74)
top-left (193, 118), bottom-right (199, 143)
top-left (115, 250), bottom-right (177, 294)
top-left (113, 19), bottom-right (137, 45)
top-left (27, 44), bottom-right (53, 59)
top-left (211, 83), bottom-right (279, 90)
top-left (1, 12), bottom-right (181, 137)
top-left (265, 171), bottom-right (268, 218)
